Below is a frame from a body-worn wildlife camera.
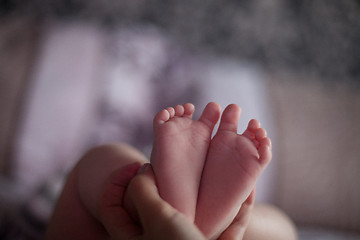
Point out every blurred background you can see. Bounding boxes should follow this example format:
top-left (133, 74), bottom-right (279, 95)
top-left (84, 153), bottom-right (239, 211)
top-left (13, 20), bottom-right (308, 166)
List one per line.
top-left (0, 0), bottom-right (359, 239)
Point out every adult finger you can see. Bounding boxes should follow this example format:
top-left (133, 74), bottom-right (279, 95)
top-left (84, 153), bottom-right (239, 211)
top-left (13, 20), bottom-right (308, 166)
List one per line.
top-left (128, 163), bottom-right (206, 240)
top-left (127, 163), bottom-right (175, 230)
top-left (98, 162), bottom-right (143, 239)
top-left (218, 188), bottom-right (256, 240)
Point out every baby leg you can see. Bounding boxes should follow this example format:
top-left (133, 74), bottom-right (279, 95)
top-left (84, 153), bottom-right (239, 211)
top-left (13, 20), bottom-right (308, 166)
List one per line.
top-left (195, 104), bottom-right (272, 239)
top-left (151, 103), bottom-right (221, 220)
top-left (46, 143), bottom-right (148, 240)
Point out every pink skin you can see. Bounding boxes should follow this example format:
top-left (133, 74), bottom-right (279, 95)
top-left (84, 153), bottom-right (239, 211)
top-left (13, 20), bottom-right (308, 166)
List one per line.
top-left (151, 102), bottom-right (221, 220)
top-left (195, 104), bottom-right (272, 239)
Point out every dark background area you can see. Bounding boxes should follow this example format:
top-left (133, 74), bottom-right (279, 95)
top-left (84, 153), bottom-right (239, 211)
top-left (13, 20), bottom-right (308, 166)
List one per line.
top-left (1, 0), bottom-right (360, 83)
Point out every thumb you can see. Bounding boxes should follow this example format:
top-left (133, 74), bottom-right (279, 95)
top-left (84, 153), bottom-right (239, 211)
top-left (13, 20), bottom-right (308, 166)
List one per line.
top-left (98, 162), bottom-right (142, 239)
top-left (128, 164), bottom-right (206, 240)
top-left (127, 163), bottom-right (175, 229)
top-left (218, 187), bottom-right (256, 240)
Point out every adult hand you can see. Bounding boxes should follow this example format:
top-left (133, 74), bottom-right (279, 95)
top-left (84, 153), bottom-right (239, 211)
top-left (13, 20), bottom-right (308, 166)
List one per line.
top-left (98, 163), bottom-right (206, 240)
top-left (98, 162), bottom-right (255, 240)
top-left (218, 188), bottom-right (255, 240)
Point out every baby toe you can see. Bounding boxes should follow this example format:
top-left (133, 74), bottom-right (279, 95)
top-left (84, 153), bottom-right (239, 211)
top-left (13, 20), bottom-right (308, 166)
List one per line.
top-left (153, 109), bottom-right (171, 128)
top-left (260, 137), bottom-right (272, 150)
top-left (166, 107), bottom-right (175, 118)
top-left (174, 105), bottom-right (185, 117)
top-left (255, 128), bottom-right (267, 140)
top-left (248, 119), bottom-right (261, 130)
top-left (198, 102), bottom-right (221, 130)
top-left (183, 103), bottom-right (195, 117)
top-left (242, 119), bottom-right (260, 140)
top-left (258, 144), bottom-right (272, 165)
top-left (217, 104), bottom-right (241, 133)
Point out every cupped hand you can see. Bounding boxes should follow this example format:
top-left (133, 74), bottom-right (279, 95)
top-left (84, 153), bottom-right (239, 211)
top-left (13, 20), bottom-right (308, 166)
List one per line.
top-left (98, 162), bottom-right (255, 240)
top-left (98, 163), bottom-right (205, 240)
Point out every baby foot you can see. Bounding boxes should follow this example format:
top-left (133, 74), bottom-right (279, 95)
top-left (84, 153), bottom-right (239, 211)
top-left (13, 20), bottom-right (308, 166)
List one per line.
top-left (151, 102), bottom-right (221, 220)
top-left (195, 104), bottom-right (272, 239)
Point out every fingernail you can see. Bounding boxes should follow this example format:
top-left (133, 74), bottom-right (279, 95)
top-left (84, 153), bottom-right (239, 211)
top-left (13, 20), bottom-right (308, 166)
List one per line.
top-left (137, 163), bottom-right (150, 174)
